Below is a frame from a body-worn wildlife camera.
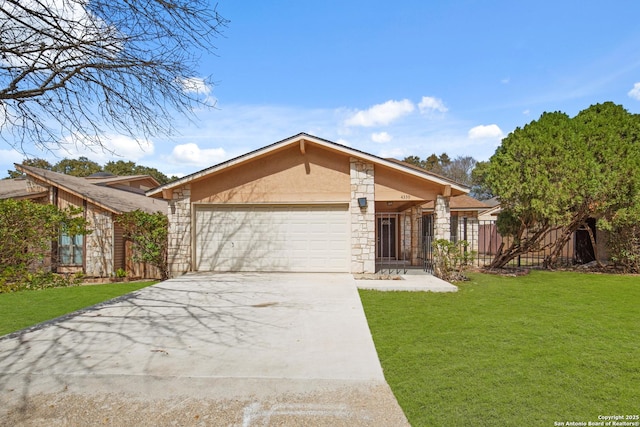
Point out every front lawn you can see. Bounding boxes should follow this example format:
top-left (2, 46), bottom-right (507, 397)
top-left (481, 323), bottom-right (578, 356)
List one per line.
top-left (360, 271), bottom-right (640, 426)
top-left (0, 281), bottom-right (156, 336)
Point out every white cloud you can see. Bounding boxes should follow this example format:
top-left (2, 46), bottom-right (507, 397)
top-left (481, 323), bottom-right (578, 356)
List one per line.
top-left (0, 149), bottom-right (25, 165)
top-left (371, 131), bottom-right (392, 143)
top-left (468, 124), bottom-right (504, 140)
top-left (180, 77), bottom-right (212, 96)
top-left (501, 77), bottom-right (510, 84)
top-left (170, 143), bottom-right (226, 167)
top-left (523, 109), bottom-right (530, 116)
top-left (57, 133), bottom-right (154, 163)
top-left (628, 82), bottom-right (640, 100)
top-left (344, 99), bottom-right (415, 127)
top-left (418, 96), bottom-right (448, 114)
top-left (107, 135), bottom-right (154, 160)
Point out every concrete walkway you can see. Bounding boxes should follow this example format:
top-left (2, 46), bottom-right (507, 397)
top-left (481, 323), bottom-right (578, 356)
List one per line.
top-left (0, 273), bottom-right (410, 426)
top-left (356, 273), bottom-right (458, 292)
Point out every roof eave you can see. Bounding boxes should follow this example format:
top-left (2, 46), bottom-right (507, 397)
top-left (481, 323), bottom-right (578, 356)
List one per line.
top-left (146, 133), bottom-right (469, 196)
top-left (16, 164), bottom-right (123, 214)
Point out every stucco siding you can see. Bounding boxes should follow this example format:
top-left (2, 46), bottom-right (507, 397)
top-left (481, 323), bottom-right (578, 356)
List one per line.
top-left (190, 145), bottom-right (351, 204)
top-left (375, 166), bottom-right (441, 202)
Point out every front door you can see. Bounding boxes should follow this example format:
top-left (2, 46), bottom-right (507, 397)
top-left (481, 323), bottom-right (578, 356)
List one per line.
top-left (377, 217), bottom-right (396, 258)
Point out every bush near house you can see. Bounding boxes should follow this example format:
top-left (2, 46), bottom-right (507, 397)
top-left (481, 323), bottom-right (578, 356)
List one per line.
top-left (431, 239), bottom-right (475, 281)
top-left (116, 210), bottom-right (169, 280)
top-left (0, 199), bottom-right (89, 293)
top-left (600, 204), bottom-right (640, 273)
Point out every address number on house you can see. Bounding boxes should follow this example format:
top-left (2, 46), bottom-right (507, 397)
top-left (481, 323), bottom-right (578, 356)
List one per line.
top-left (400, 194), bottom-right (411, 200)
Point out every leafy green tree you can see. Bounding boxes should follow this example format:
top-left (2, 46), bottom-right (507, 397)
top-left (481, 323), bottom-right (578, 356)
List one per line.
top-left (600, 201), bottom-right (640, 272)
top-left (470, 161), bottom-right (493, 200)
top-left (104, 160), bottom-right (175, 185)
top-left (402, 155), bottom-right (425, 169)
top-left (424, 154), bottom-right (440, 171)
top-left (53, 157), bottom-right (102, 177)
top-left (6, 156), bottom-right (177, 184)
top-left (438, 153), bottom-right (451, 167)
top-left (116, 210), bottom-right (169, 279)
top-left (485, 102), bottom-right (640, 268)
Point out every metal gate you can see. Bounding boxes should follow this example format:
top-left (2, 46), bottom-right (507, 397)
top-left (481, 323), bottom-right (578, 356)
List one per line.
top-left (422, 214), bottom-right (434, 273)
top-left (376, 212), bottom-right (408, 274)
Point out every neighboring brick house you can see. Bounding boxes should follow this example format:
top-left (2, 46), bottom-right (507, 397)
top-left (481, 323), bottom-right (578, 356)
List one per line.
top-left (146, 133), bottom-right (470, 277)
top-left (0, 166), bottom-right (167, 278)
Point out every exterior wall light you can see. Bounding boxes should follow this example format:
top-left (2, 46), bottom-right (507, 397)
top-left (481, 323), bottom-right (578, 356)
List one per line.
top-left (357, 197), bottom-right (367, 208)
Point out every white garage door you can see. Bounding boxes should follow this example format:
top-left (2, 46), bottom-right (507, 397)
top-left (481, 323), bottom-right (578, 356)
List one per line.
top-left (194, 204), bottom-right (350, 272)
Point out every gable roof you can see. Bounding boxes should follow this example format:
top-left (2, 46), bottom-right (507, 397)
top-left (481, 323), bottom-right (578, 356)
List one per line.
top-left (422, 194), bottom-right (490, 211)
top-left (16, 165), bottom-right (167, 214)
top-left (0, 178), bottom-right (48, 200)
top-left (147, 133), bottom-right (469, 197)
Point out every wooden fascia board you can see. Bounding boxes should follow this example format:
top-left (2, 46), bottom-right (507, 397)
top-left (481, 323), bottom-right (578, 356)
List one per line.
top-left (146, 133), bottom-right (469, 196)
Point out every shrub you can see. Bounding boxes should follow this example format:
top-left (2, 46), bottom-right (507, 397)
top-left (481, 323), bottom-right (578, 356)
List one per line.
top-left (0, 199), bottom-right (89, 292)
top-left (432, 239), bottom-right (475, 282)
top-left (599, 203), bottom-right (640, 273)
top-left (116, 210), bottom-right (169, 280)
top-left (602, 223), bottom-right (640, 273)
top-left (0, 270), bottom-right (84, 293)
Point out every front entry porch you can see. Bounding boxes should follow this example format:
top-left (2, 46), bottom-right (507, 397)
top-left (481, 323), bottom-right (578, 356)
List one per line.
top-left (374, 203), bottom-right (445, 274)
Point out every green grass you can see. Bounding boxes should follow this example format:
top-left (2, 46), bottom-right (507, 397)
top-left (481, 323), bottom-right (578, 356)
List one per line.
top-left (360, 271), bottom-right (640, 426)
top-left (0, 281), bottom-right (156, 336)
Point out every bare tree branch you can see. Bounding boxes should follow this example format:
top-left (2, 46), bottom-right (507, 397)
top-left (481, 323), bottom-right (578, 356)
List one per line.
top-left (0, 0), bottom-right (227, 153)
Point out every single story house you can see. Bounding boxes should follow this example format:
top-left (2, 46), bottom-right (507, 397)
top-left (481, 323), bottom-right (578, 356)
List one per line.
top-left (147, 133), bottom-right (469, 277)
top-left (1, 166), bottom-right (167, 278)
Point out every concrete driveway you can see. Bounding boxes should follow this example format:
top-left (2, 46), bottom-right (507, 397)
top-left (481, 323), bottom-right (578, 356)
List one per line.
top-left (0, 273), bottom-right (409, 426)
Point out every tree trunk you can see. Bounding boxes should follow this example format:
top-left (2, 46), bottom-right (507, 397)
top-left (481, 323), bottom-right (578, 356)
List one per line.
top-left (585, 222), bottom-right (602, 267)
top-left (544, 226), bottom-right (574, 268)
top-left (488, 223), bottom-right (551, 269)
top-left (545, 212), bottom-right (593, 268)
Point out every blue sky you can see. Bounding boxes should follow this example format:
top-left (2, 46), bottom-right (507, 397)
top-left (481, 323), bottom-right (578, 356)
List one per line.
top-left (3, 0), bottom-right (640, 178)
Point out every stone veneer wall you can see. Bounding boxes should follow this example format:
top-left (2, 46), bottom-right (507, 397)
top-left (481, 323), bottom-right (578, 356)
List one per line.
top-left (434, 195), bottom-right (451, 241)
top-left (350, 158), bottom-right (375, 273)
top-left (85, 205), bottom-right (114, 277)
top-left (401, 212), bottom-right (412, 260)
top-left (167, 185), bottom-right (192, 277)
